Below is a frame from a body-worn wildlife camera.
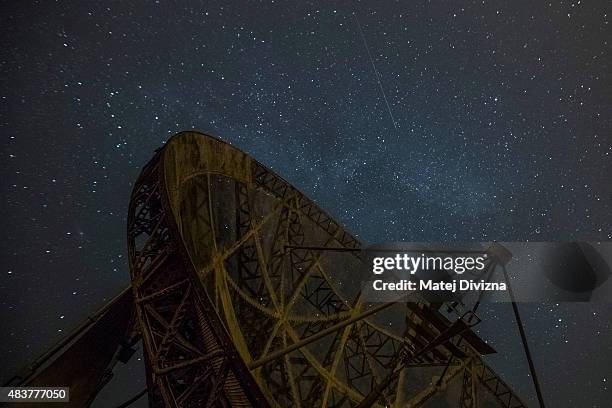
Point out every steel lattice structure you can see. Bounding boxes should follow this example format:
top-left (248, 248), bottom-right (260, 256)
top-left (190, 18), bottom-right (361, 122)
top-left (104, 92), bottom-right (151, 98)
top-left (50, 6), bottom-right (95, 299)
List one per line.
top-left (4, 130), bottom-right (532, 408)
top-left (126, 131), bottom-right (528, 408)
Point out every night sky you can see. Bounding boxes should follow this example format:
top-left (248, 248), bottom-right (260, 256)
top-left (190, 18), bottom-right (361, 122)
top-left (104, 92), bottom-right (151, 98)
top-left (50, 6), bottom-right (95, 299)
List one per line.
top-left (1, 1), bottom-right (611, 407)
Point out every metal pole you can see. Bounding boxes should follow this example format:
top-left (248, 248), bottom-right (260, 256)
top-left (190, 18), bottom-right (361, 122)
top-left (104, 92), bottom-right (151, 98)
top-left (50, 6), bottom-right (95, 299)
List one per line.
top-left (501, 265), bottom-right (547, 408)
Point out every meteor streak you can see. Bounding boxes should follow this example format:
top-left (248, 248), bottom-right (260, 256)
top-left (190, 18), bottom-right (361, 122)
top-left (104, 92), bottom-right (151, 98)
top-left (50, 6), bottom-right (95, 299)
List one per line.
top-left (353, 13), bottom-right (398, 130)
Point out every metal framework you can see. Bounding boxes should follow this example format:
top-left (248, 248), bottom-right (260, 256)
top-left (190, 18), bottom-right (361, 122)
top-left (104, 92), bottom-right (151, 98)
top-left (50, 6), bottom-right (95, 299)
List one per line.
top-left (4, 130), bottom-right (534, 408)
top-left (125, 131), bottom-right (530, 407)
top-left (127, 152), bottom-right (268, 407)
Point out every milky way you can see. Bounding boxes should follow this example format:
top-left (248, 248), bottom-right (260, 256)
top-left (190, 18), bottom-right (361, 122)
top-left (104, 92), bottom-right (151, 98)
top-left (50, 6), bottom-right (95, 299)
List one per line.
top-left (1, 2), bottom-right (610, 406)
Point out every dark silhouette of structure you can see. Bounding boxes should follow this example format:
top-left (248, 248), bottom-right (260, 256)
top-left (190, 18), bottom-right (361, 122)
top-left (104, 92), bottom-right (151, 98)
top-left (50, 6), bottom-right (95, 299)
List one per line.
top-left (5, 131), bottom-right (536, 407)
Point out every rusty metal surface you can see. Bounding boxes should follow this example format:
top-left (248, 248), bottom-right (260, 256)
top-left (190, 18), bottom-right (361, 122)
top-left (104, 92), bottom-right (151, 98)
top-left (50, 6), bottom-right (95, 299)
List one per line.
top-left (125, 130), bottom-right (529, 407)
top-left (128, 150), bottom-right (269, 408)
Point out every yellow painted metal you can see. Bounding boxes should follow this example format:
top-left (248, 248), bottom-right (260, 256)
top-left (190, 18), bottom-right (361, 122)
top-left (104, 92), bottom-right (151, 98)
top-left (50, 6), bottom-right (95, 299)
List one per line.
top-left (155, 131), bottom-right (526, 408)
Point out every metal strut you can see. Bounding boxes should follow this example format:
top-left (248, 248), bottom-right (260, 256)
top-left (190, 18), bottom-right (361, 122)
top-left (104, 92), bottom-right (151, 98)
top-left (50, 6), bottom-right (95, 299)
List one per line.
top-left (284, 244), bottom-right (360, 253)
top-left (501, 264), bottom-right (547, 408)
top-left (248, 301), bottom-right (395, 369)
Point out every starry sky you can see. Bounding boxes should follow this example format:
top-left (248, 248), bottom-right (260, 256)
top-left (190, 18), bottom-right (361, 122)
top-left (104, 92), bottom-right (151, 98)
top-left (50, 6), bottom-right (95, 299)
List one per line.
top-left (1, 1), bottom-right (611, 407)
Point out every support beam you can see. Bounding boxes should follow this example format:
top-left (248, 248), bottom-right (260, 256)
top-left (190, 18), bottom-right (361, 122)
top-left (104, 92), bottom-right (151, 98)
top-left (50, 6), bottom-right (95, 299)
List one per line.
top-left (248, 301), bottom-right (395, 369)
top-left (501, 265), bottom-right (547, 408)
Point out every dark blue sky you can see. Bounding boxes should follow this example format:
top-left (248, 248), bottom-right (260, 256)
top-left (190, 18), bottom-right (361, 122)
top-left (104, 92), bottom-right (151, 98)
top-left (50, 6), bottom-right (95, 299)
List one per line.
top-left (1, 1), bottom-right (611, 406)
